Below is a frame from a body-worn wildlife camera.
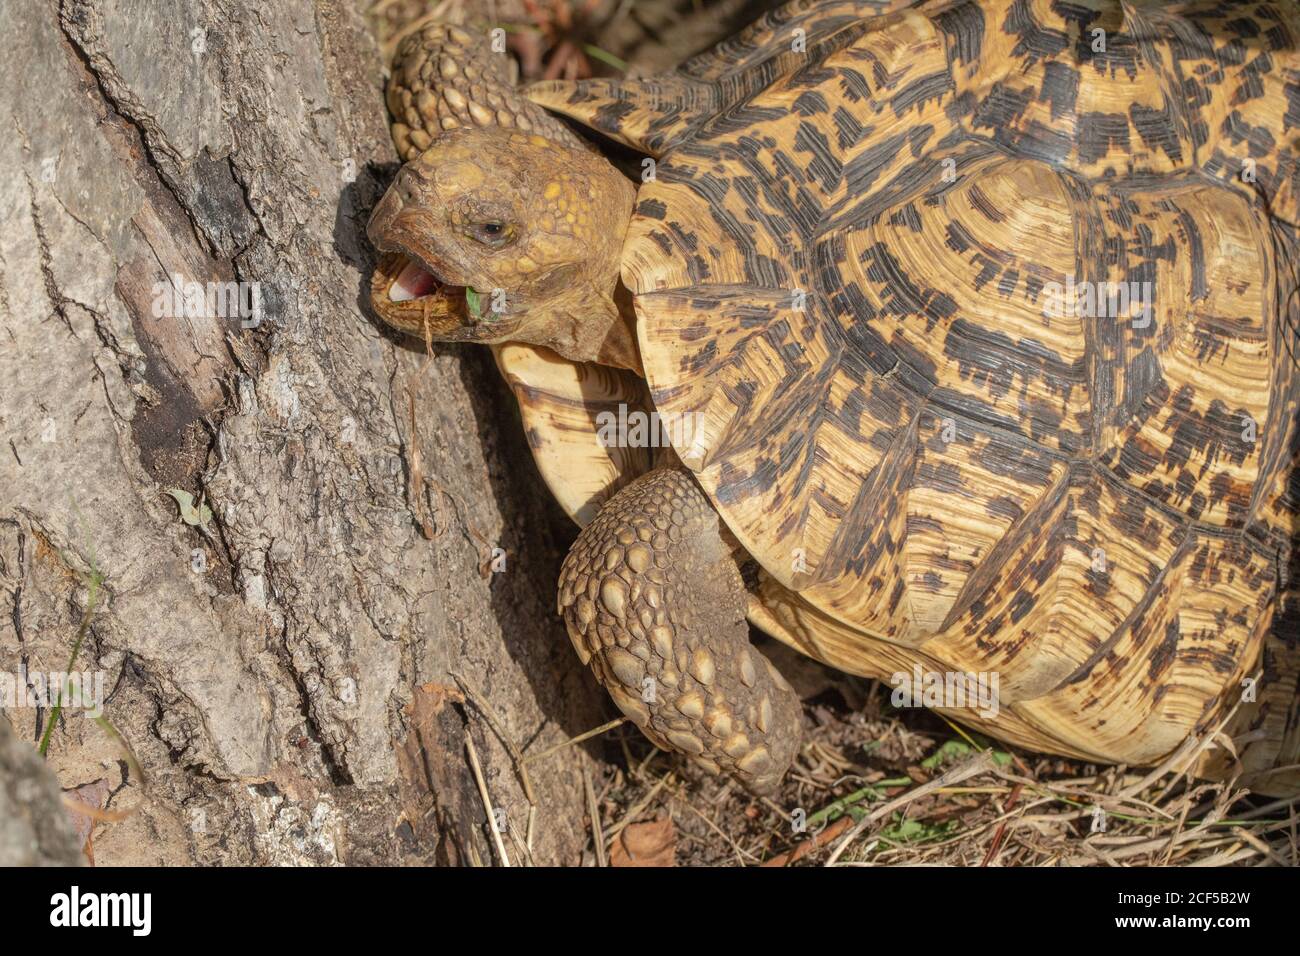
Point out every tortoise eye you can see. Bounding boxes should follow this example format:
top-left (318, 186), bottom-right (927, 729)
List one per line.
top-left (467, 221), bottom-right (515, 248)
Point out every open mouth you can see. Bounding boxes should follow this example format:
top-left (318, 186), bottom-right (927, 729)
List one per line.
top-left (388, 257), bottom-right (444, 302)
top-left (370, 252), bottom-right (496, 337)
top-left (381, 253), bottom-right (471, 316)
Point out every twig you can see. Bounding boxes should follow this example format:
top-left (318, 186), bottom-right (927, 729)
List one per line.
top-left (584, 765), bottom-right (605, 867)
top-left (826, 751), bottom-right (996, 866)
top-left (663, 783), bottom-right (758, 865)
top-left (465, 729), bottom-right (511, 867)
top-left (605, 773), bottom-right (673, 846)
top-left (980, 782), bottom-right (1023, 866)
top-left (763, 816), bottom-right (854, 868)
top-left (523, 717), bottom-right (626, 765)
top-left (451, 671), bottom-right (537, 850)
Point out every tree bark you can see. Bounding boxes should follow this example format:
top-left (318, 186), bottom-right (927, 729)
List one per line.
top-left (0, 0), bottom-right (606, 865)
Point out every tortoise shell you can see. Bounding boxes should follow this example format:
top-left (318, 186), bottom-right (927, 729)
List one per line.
top-left (521, 0), bottom-right (1300, 789)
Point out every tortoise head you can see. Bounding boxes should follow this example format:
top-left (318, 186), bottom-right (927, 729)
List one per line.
top-left (367, 126), bottom-right (638, 365)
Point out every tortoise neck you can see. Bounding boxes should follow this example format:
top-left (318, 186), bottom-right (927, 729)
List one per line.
top-left (597, 279), bottom-right (643, 376)
top-left (529, 277), bottom-right (641, 375)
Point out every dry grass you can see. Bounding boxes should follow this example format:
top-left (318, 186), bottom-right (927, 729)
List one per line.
top-left (577, 666), bottom-right (1300, 867)
top-left (445, 652), bottom-right (1299, 867)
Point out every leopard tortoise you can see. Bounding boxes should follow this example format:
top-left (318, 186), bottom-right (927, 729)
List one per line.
top-left (366, 0), bottom-right (1300, 796)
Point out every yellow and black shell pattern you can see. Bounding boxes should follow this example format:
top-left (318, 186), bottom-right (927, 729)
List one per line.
top-left (530, 0), bottom-right (1300, 791)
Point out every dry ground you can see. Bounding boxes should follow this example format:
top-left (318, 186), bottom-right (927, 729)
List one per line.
top-left (582, 648), bottom-right (1300, 867)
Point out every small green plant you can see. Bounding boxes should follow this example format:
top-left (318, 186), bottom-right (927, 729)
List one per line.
top-left (807, 776), bottom-right (913, 827)
top-left (921, 738), bottom-right (1012, 771)
top-left (37, 565), bottom-right (103, 757)
top-left (37, 527), bottom-right (144, 783)
top-left (877, 813), bottom-right (961, 846)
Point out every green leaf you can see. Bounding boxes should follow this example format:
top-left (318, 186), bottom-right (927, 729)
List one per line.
top-left (921, 738), bottom-right (1013, 770)
top-left (921, 739), bottom-right (973, 769)
top-left (466, 286), bottom-right (483, 319)
top-left (878, 815), bottom-right (959, 845)
top-left (165, 489), bottom-right (212, 529)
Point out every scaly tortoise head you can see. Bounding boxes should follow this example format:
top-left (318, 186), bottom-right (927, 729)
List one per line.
top-left (368, 126), bottom-right (633, 346)
top-left (367, 23), bottom-right (638, 368)
top-left (368, 2), bottom-right (1300, 795)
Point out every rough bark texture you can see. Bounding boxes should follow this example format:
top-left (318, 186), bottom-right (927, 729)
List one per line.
top-left (0, 0), bottom-right (607, 865)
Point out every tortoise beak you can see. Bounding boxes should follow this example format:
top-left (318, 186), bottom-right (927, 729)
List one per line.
top-left (368, 250), bottom-right (463, 338)
top-left (366, 188), bottom-right (510, 341)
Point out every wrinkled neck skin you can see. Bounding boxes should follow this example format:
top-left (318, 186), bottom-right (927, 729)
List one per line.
top-left (522, 267), bottom-right (642, 376)
top-left (607, 280), bottom-right (643, 376)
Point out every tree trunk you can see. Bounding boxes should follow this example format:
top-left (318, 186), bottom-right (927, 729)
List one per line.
top-left (0, 0), bottom-right (606, 866)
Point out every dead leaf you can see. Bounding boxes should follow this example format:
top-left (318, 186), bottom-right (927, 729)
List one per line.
top-left (63, 778), bottom-right (111, 862)
top-left (164, 488), bottom-right (212, 528)
top-left (610, 817), bottom-right (676, 867)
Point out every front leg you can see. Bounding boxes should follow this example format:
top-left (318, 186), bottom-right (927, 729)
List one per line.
top-left (558, 468), bottom-right (802, 794)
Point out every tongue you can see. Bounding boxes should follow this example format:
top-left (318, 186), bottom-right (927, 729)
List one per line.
top-left (390, 259), bottom-right (440, 302)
